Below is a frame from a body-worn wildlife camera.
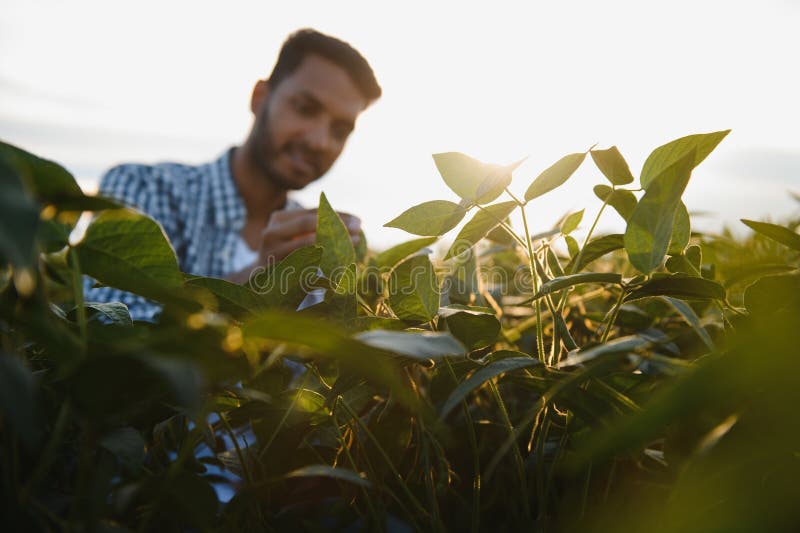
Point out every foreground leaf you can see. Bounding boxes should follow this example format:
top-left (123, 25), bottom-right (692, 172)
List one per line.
top-left (445, 201), bottom-right (517, 259)
top-left (316, 192), bottom-right (355, 279)
top-left (244, 312), bottom-right (418, 409)
top-left (75, 209), bottom-right (184, 301)
top-left (0, 154), bottom-right (39, 271)
top-left (640, 130), bottom-right (730, 189)
top-left (388, 255), bottom-right (439, 322)
top-left (740, 219), bottom-right (800, 251)
top-left (443, 310), bottom-right (501, 350)
top-left (284, 465), bottom-right (371, 488)
top-left (593, 184), bottom-right (637, 221)
top-left (625, 275), bottom-right (726, 302)
top-left (661, 296), bottom-right (716, 352)
top-left (433, 152), bottom-right (522, 204)
top-left (565, 234), bottom-right (625, 273)
top-left (375, 236), bottom-right (438, 269)
top-left (525, 272), bottom-right (622, 302)
top-left (560, 209), bottom-right (584, 235)
top-left (385, 200), bottom-right (467, 236)
top-left (590, 146), bottom-right (635, 185)
top-left (667, 201), bottom-right (691, 255)
top-left (524, 152), bottom-right (586, 202)
top-left (624, 150), bottom-right (695, 273)
top-left (354, 330), bottom-right (466, 360)
top-left (441, 356), bottom-right (539, 418)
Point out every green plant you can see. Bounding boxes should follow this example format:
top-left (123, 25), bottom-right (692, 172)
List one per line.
top-left (1, 132), bottom-right (798, 532)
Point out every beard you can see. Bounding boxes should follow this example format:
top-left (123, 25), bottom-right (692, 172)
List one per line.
top-left (247, 102), bottom-right (324, 191)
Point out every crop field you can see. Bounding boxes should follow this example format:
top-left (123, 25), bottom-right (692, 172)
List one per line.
top-left (1, 132), bottom-right (799, 531)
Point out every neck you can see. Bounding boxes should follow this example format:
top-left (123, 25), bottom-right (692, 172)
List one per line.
top-left (231, 144), bottom-right (288, 223)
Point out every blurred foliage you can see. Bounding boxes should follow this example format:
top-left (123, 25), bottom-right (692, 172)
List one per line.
top-left (1, 134), bottom-right (799, 532)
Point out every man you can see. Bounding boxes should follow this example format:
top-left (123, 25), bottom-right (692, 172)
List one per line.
top-left (85, 29), bottom-right (381, 320)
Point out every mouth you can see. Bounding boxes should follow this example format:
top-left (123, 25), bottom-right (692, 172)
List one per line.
top-left (285, 146), bottom-right (319, 179)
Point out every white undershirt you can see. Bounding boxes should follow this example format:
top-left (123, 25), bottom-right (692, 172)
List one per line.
top-left (230, 234), bottom-right (259, 273)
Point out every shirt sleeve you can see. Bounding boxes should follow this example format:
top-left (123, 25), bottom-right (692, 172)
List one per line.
top-left (83, 164), bottom-right (184, 322)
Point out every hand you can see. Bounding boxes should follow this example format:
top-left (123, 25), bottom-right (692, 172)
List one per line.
top-left (257, 208), bottom-right (361, 264)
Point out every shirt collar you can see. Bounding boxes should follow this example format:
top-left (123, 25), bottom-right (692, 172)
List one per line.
top-left (207, 146), bottom-right (305, 229)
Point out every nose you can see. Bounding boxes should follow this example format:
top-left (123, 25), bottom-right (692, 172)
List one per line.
top-left (304, 118), bottom-right (331, 152)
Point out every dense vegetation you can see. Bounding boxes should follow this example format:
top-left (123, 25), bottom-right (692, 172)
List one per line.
top-left (1, 132), bottom-right (799, 532)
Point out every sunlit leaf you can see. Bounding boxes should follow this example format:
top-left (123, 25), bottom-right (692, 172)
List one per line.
top-left (593, 184), bottom-right (637, 221)
top-left (560, 209), bottom-right (584, 235)
top-left (667, 201), bottom-right (691, 255)
top-left (524, 272), bottom-right (622, 303)
top-left (433, 152), bottom-right (523, 204)
top-left (384, 200), bottom-right (467, 236)
top-left (590, 145), bottom-right (635, 185)
top-left (375, 236), bottom-right (438, 269)
top-left (640, 130), bottom-right (730, 189)
top-left (284, 465), bottom-right (371, 488)
top-left (445, 201), bottom-right (516, 259)
top-left (565, 235), bottom-right (580, 258)
top-left (624, 150), bottom-right (695, 273)
top-left (741, 219), bottom-right (800, 251)
top-left (316, 192), bottom-right (355, 279)
top-left (443, 310), bottom-right (501, 350)
top-left (524, 152), bottom-right (586, 202)
top-left (388, 255), bottom-right (439, 322)
top-left (354, 330), bottom-right (465, 360)
top-left (75, 208), bottom-right (184, 302)
top-left (566, 234), bottom-right (624, 273)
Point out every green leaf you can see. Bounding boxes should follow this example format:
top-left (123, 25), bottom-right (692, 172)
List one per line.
top-left (185, 275), bottom-right (267, 316)
top-left (590, 146), bottom-right (635, 185)
top-left (251, 245), bottom-right (323, 310)
top-left (557, 334), bottom-right (653, 368)
top-left (565, 235), bottom-right (580, 259)
top-left (667, 201), bottom-right (691, 255)
top-left (441, 356), bottom-right (540, 418)
top-left (0, 353), bottom-right (41, 451)
top-left (388, 255), bottom-right (439, 322)
top-left (560, 209), bottom-right (584, 235)
top-left (82, 302), bottom-right (134, 327)
top-left (384, 200), bottom-right (467, 236)
top-left (661, 296), bottom-right (716, 352)
top-left (743, 272), bottom-right (800, 317)
top-left (593, 184), bottom-right (637, 221)
top-left (433, 152), bottom-right (523, 204)
top-left (244, 311), bottom-right (418, 409)
top-left (444, 311), bottom-right (501, 350)
top-left (640, 130), bottom-right (730, 189)
top-left (99, 427), bottom-right (146, 474)
top-left (625, 275), bottom-right (726, 302)
top-left (0, 154), bottom-right (40, 271)
top-left (316, 192), bottom-right (355, 279)
top-left (524, 152), bottom-right (586, 202)
top-left (375, 236), bottom-right (438, 269)
top-left (546, 248), bottom-right (566, 277)
top-left (325, 262), bottom-right (358, 320)
top-left (0, 141), bottom-right (121, 211)
top-left (354, 330), bottom-right (466, 360)
top-left (566, 234), bottom-right (624, 273)
top-left (524, 272), bottom-right (622, 303)
top-left (75, 208), bottom-right (184, 301)
top-left (445, 201), bottom-right (517, 259)
top-left (624, 150), bottom-right (695, 274)
top-left (741, 219), bottom-right (800, 251)
top-left (284, 465), bottom-right (371, 488)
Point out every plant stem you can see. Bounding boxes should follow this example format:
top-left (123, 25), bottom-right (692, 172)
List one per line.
top-left (69, 248), bottom-right (87, 354)
top-left (338, 397), bottom-right (431, 524)
top-left (520, 206), bottom-right (546, 361)
top-left (600, 288), bottom-right (626, 343)
top-left (488, 380), bottom-right (531, 523)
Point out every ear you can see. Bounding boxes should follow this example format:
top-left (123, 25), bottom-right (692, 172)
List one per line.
top-left (250, 79), bottom-right (270, 114)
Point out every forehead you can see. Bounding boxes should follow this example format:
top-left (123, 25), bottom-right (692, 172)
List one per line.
top-left (273, 54), bottom-right (368, 119)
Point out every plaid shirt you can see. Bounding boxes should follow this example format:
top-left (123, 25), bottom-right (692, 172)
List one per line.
top-left (84, 148), bottom-right (301, 321)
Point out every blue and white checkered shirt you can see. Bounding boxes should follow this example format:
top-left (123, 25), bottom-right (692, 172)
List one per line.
top-left (84, 147), bottom-right (301, 321)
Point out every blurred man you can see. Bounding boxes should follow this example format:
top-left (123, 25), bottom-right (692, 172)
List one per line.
top-left (85, 29), bottom-right (381, 320)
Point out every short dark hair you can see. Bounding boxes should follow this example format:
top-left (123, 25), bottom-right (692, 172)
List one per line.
top-left (268, 28), bottom-right (382, 102)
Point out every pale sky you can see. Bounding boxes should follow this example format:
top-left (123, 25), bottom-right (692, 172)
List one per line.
top-left (2, 0), bottom-right (798, 249)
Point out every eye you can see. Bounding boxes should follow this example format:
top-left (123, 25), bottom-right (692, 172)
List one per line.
top-left (292, 96), bottom-right (319, 116)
